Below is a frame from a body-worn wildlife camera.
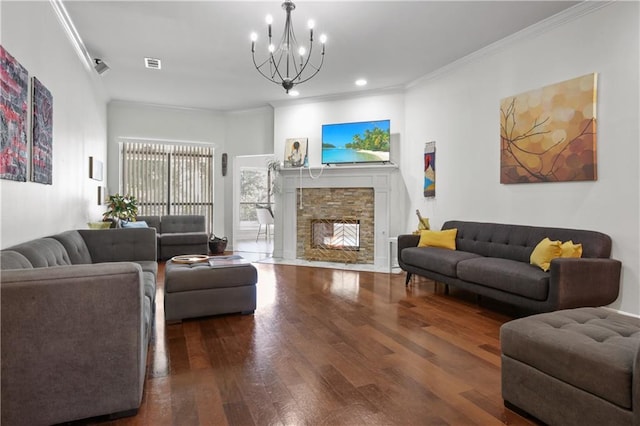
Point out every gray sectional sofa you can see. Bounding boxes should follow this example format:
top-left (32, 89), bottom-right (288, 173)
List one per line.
top-left (399, 220), bottom-right (622, 314)
top-left (0, 228), bottom-right (157, 425)
top-left (137, 214), bottom-right (208, 260)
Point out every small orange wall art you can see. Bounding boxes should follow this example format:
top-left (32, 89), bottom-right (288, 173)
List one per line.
top-left (500, 73), bottom-right (597, 184)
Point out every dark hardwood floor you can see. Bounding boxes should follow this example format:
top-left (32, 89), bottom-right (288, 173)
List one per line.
top-left (102, 262), bottom-right (535, 425)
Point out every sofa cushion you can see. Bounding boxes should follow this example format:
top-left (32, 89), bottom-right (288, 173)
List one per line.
top-left (159, 232), bottom-right (208, 246)
top-left (79, 228), bottom-right (157, 263)
top-left (165, 261), bottom-right (257, 293)
top-left (142, 271), bottom-right (156, 304)
top-left (401, 247), bottom-right (481, 277)
top-left (8, 238), bottom-right (72, 268)
top-left (160, 215), bottom-right (205, 234)
top-left (501, 308), bottom-right (640, 409)
top-left (0, 251), bottom-right (33, 270)
top-left (457, 257), bottom-right (549, 300)
top-left (134, 260), bottom-right (158, 277)
top-left (51, 230), bottom-right (93, 265)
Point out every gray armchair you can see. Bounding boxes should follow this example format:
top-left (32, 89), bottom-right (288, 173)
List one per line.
top-left (137, 215), bottom-right (208, 260)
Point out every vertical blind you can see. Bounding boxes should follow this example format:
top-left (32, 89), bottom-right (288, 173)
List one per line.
top-left (122, 141), bottom-right (215, 233)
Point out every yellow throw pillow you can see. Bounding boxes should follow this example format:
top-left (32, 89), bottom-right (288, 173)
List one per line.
top-left (530, 237), bottom-right (562, 271)
top-left (418, 229), bottom-right (457, 250)
top-left (561, 240), bottom-right (583, 258)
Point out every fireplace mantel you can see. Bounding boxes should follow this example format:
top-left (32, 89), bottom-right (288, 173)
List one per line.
top-left (273, 164), bottom-right (398, 271)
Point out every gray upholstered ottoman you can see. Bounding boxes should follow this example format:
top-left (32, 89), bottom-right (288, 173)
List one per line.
top-left (501, 307), bottom-right (640, 425)
top-left (164, 256), bottom-right (257, 322)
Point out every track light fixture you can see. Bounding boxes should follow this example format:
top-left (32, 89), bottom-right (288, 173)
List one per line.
top-left (94, 58), bottom-right (109, 75)
top-left (250, 0), bottom-right (327, 94)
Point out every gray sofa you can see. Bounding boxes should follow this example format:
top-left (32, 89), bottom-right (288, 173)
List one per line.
top-left (0, 228), bottom-right (157, 425)
top-left (399, 220), bottom-right (622, 314)
top-left (501, 307), bottom-right (640, 425)
top-left (137, 214), bottom-right (208, 260)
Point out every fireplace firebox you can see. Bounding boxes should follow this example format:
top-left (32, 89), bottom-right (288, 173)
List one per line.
top-left (311, 219), bottom-right (360, 251)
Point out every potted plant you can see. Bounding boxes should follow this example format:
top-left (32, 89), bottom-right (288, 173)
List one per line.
top-left (103, 193), bottom-right (139, 227)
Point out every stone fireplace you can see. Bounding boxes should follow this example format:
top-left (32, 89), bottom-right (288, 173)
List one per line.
top-left (297, 188), bottom-right (374, 263)
top-left (275, 164), bottom-right (397, 271)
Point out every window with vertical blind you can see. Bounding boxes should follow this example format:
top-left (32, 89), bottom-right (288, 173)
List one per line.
top-left (122, 141), bottom-right (215, 232)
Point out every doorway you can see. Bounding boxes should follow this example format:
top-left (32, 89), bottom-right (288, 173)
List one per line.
top-left (233, 154), bottom-right (275, 260)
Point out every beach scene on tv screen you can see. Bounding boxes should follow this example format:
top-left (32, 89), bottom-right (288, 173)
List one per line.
top-left (322, 120), bottom-right (390, 163)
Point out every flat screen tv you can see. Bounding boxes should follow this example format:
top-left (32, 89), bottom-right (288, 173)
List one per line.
top-left (321, 119), bottom-right (390, 164)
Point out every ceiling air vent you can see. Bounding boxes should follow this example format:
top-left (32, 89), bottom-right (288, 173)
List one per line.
top-left (144, 57), bottom-right (162, 70)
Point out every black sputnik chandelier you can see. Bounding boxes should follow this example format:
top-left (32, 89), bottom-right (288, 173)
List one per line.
top-left (250, 0), bottom-right (327, 94)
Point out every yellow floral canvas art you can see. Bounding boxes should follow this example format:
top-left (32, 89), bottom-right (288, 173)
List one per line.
top-left (500, 73), bottom-right (597, 184)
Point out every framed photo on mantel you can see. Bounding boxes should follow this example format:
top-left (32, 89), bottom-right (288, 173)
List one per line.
top-left (284, 138), bottom-right (308, 168)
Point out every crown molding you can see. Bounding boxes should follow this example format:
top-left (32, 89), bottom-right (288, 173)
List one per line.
top-left (108, 99), bottom-right (224, 114)
top-left (406, 1), bottom-right (613, 90)
top-left (268, 85), bottom-right (405, 109)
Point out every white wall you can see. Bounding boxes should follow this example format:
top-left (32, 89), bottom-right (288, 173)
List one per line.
top-left (403, 3), bottom-right (639, 313)
top-left (0, 1), bottom-right (108, 248)
top-left (107, 101), bottom-right (273, 238)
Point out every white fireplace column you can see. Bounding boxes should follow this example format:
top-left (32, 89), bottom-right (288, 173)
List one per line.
top-left (273, 164), bottom-right (398, 272)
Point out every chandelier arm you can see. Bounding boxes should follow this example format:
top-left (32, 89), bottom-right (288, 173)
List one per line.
top-left (286, 39), bottom-right (323, 85)
top-left (253, 53), bottom-right (289, 86)
top-left (288, 32), bottom-right (309, 82)
top-left (269, 51), bottom-right (288, 82)
top-left (253, 54), bottom-right (273, 71)
top-left (291, 36), bottom-right (315, 82)
top-left (291, 52), bottom-right (325, 85)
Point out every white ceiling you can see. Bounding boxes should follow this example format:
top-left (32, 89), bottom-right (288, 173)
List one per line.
top-left (64, 1), bottom-right (579, 111)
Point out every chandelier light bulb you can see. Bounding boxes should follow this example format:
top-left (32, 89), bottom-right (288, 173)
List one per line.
top-left (265, 14), bottom-right (273, 25)
top-left (319, 34), bottom-right (327, 44)
top-left (298, 46), bottom-right (306, 56)
top-left (250, 32), bottom-right (258, 42)
top-left (289, 90), bottom-right (300, 97)
top-left (355, 79), bottom-right (367, 86)
top-left (268, 44), bottom-right (275, 53)
top-left (307, 19), bottom-right (315, 29)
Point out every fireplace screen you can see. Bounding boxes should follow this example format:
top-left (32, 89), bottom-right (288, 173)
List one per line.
top-left (311, 219), bottom-right (360, 250)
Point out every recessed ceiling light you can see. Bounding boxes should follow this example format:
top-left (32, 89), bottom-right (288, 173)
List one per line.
top-left (144, 57), bottom-right (162, 70)
top-left (355, 79), bottom-right (367, 86)
top-left (289, 90), bottom-right (300, 97)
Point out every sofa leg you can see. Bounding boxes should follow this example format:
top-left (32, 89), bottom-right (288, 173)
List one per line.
top-left (405, 272), bottom-right (412, 286)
